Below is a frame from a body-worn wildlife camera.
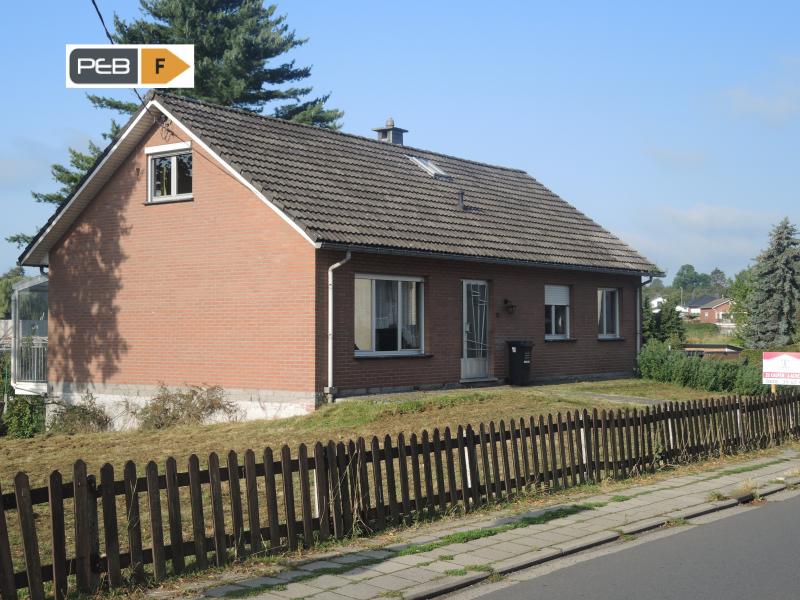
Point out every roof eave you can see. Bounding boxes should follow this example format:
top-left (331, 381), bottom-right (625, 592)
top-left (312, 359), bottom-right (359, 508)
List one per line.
top-left (317, 242), bottom-right (663, 278)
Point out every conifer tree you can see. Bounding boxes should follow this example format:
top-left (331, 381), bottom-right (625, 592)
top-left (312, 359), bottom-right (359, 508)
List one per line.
top-left (9, 0), bottom-right (341, 247)
top-left (743, 218), bottom-right (800, 348)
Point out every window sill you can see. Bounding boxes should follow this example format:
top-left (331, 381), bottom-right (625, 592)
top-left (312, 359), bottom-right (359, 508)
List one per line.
top-left (145, 196), bottom-right (194, 206)
top-left (544, 337), bottom-right (577, 343)
top-left (598, 336), bottom-right (625, 342)
top-left (354, 353), bottom-right (433, 360)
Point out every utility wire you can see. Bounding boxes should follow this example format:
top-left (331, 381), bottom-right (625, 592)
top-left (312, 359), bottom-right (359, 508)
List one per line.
top-left (89, 0), bottom-right (147, 106)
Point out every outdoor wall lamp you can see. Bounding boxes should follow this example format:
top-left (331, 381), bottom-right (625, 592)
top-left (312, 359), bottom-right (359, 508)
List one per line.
top-left (503, 298), bottom-right (517, 315)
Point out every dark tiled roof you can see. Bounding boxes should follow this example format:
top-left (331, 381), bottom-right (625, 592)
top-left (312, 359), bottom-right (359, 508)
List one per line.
top-left (686, 295), bottom-right (719, 308)
top-left (156, 93), bottom-right (659, 274)
top-left (699, 297), bottom-right (729, 309)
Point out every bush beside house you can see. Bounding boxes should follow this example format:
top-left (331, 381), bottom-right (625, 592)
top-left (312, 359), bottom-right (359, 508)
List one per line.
top-left (637, 341), bottom-right (767, 396)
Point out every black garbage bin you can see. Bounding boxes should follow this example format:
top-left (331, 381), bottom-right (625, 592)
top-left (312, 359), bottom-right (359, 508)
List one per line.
top-left (507, 340), bottom-right (533, 385)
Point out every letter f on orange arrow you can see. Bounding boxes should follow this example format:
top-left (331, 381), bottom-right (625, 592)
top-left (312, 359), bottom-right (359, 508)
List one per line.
top-left (140, 48), bottom-right (190, 85)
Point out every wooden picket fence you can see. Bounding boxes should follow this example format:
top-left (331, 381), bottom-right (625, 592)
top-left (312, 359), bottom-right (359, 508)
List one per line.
top-left (1, 392), bottom-right (798, 599)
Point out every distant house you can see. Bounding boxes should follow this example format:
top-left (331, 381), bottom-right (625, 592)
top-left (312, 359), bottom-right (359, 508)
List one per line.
top-left (698, 298), bottom-right (732, 324)
top-left (649, 296), bottom-right (688, 316)
top-left (684, 295), bottom-right (718, 318)
top-left (12, 92), bottom-right (661, 425)
top-left (649, 296), bottom-right (666, 312)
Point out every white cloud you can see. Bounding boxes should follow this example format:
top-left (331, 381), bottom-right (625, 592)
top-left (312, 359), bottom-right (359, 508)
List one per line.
top-left (727, 86), bottom-right (800, 123)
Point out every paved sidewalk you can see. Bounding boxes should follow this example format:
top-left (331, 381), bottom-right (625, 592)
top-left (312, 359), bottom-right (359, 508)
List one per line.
top-left (196, 449), bottom-right (800, 600)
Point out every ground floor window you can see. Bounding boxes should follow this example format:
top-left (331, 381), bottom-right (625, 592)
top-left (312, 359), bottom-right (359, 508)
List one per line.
top-left (545, 284), bottom-right (570, 339)
top-left (354, 275), bottom-right (424, 354)
top-left (597, 288), bottom-right (620, 338)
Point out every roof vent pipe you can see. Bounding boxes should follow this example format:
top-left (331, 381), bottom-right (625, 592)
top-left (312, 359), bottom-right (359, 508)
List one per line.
top-left (373, 117), bottom-right (408, 145)
top-left (458, 190), bottom-right (465, 211)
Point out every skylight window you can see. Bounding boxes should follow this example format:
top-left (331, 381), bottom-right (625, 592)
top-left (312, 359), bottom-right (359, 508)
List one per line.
top-left (408, 156), bottom-right (452, 181)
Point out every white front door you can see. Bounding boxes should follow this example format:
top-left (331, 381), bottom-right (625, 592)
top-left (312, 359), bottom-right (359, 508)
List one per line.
top-left (461, 280), bottom-right (490, 380)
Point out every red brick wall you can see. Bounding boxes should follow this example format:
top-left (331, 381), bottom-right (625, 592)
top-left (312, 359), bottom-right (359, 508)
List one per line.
top-left (699, 302), bottom-right (731, 324)
top-left (47, 121), bottom-right (318, 397)
top-left (317, 251), bottom-right (641, 394)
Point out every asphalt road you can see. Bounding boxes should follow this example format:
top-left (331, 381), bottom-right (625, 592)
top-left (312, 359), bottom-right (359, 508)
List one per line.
top-left (474, 493), bottom-right (800, 600)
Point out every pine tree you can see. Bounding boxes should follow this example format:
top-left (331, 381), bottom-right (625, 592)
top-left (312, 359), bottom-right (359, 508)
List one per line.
top-left (643, 294), bottom-right (686, 346)
top-left (743, 218), bottom-right (800, 348)
top-left (8, 0), bottom-right (341, 246)
top-left (0, 266), bottom-right (24, 318)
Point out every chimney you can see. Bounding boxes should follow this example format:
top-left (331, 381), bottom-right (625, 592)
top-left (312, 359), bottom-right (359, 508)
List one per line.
top-left (373, 117), bottom-right (408, 145)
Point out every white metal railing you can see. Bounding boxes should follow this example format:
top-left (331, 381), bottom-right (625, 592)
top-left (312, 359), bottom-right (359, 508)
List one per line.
top-left (16, 339), bottom-right (47, 383)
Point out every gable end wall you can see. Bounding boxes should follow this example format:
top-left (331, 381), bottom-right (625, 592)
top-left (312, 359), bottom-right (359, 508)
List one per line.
top-left (47, 120), bottom-right (318, 427)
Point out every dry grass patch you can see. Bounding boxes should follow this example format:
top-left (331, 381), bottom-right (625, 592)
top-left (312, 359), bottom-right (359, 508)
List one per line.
top-left (0, 380), bottom-right (680, 488)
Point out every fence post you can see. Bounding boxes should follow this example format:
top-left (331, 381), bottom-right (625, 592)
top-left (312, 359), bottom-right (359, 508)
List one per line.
top-left (100, 464), bottom-right (122, 586)
top-left (208, 452), bottom-right (228, 565)
top-left (0, 481), bottom-right (17, 600)
top-left (370, 437), bottom-right (386, 529)
top-left (15, 472), bottom-right (44, 600)
top-left (145, 462), bottom-right (166, 581)
top-left (123, 461), bottom-right (144, 581)
top-left (383, 435), bottom-right (400, 525)
top-left (297, 444), bottom-right (314, 549)
top-left (73, 460), bottom-right (93, 592)
top-left (188, 454), bottom-right (208, 568)
top-left (313, 442), bottom-right (330, 542)
top-left (48, 471), bottom-right (67, 600)
top-left (244, 449), bottom-right (263, 554)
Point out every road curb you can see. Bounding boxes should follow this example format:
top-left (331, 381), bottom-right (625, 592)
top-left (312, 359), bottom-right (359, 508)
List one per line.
top-left (404, 572), bottom-right (491, 600)
top-left (403, 488), bottom-right (788, 600)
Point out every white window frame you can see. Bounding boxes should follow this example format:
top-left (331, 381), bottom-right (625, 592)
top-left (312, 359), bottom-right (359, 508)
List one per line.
top-left (598, 287), bottom-right (621, 339)
top-left (145, 141), bottom-right (193, 203)
top-left (354, 273), bottom-right (425, 356)
top-left (544, 285), bottom-right (570, 340)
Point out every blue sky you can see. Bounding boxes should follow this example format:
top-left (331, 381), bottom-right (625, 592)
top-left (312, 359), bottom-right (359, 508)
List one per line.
top-left (0, 1), bottom-right (797, 280)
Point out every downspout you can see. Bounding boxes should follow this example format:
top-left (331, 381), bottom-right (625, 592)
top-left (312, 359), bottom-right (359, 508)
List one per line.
top-left (636, 276), bottom-right (653, 355)
top-left (326, 250), bottom-right (352, 401)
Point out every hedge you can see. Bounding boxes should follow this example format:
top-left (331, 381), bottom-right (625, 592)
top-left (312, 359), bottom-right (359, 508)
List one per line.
top-left (637, 340), bottom-right (769, 396)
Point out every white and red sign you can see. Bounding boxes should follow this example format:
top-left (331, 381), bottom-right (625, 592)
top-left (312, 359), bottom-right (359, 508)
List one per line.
top-left (763, 352), bottom-right (800, 386)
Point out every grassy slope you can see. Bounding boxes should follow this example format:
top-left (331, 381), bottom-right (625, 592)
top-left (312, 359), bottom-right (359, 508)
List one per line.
top-left (684, 322), bottom-right (731, 344)
top-left (0, 379), bottom-right (713, 488)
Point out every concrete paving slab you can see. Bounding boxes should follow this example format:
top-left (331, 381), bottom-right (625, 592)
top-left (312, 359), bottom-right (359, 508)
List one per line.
top-left (203, 584), bottom-right (246, 597)
top-left (328, 581), bottom-right (385, 600)
top-left (368, 573), bottom-right (419, 591)
top-left (273, 582), bottom-right (326, 599)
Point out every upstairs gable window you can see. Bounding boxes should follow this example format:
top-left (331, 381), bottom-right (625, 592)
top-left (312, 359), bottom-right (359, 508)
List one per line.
top-left (146, 142), bottom-right (193, 203)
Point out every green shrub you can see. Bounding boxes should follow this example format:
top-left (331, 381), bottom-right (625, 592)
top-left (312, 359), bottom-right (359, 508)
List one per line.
top-left (3, 396), bottom-right (45, 438)
top-left (636, 340), bottom-right (671, 379)
top-left (734, 364), bottom-right (766, 396)
top-left (133, 384), bottom-right (238, 430)
top-left (48, 393), bottom-right (112, 435)
top-left (696, 359), bottom-right (739, 392)
top-left (637, 341), bottom-right (770, 396)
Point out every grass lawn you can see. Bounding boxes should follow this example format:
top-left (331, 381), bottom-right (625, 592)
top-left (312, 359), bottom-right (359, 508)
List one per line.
top-left (0, 378), bottom-right (714, 489)
top-left (684, 322), bottom-right (733, 345)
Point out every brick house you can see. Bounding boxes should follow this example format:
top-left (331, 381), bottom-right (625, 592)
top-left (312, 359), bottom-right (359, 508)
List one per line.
top-left (13, 93), bottom-right (660, 425)
top-left (698, 298), bottom-right (733, 324)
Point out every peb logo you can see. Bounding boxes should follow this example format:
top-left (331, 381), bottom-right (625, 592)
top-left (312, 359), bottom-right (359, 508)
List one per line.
top-left (66, 44), bottom-right (194, 88)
